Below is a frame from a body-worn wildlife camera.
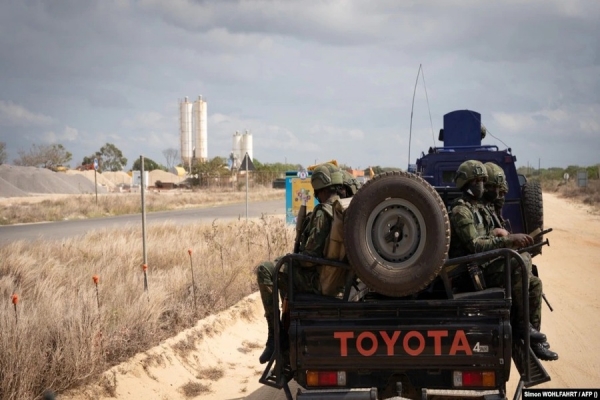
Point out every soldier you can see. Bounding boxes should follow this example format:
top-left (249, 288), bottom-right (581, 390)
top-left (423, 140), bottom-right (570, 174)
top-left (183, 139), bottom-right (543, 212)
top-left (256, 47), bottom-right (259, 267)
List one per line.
top-left (339, 170), bottom-right (361, 199)
top-left (449, 160), bottom-right (558, 361)
top-left (482, 162), bottom-right (509, 230)
top-left (483, 162), bottom-right (553, 352)
top-left (255, 163), bottom-right (343, 364)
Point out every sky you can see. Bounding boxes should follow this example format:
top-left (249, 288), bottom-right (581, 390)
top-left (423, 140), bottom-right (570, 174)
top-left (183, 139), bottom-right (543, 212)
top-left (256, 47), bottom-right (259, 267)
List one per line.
top-left (0, 0), bottom-right (598, 171)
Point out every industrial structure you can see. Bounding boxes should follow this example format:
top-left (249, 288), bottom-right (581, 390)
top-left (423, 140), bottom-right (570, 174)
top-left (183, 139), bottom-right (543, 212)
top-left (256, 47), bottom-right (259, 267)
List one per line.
top-left (230, 130), bottom-right (253, 169)
top-left (179, 96), bottom-right (208, 169)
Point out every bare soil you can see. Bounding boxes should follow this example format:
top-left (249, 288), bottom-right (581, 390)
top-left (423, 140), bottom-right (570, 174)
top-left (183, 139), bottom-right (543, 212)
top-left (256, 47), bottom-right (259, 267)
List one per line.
top-left (61, 193), bottom-right (600, 399)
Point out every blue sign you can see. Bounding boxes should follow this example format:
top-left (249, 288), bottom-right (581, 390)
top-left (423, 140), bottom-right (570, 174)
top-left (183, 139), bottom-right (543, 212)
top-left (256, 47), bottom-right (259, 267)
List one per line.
top-left (285, 171), bottom-right (317, 224)
top-left (93, 158), bottom-right (99, 171)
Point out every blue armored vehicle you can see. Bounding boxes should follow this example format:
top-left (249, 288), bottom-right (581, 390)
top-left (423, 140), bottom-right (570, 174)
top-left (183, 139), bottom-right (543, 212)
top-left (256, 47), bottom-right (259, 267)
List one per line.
top-left (415, 109), bottom-right (544, 252)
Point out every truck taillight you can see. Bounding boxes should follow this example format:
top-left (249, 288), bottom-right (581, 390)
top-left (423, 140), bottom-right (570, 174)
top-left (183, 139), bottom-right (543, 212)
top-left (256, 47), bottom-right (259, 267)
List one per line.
top-left (306, 370), bottom-right (346, 387)
top-left (453, 371), bottom-right (495, 387)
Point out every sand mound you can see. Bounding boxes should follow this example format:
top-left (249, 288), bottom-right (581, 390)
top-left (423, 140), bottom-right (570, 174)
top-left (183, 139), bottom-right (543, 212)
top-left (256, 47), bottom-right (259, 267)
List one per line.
top-left (66, 170), bottom-right (117, 189)
top-left (102, 171), bottom-right (132, 186)
top-left (62, 293), bottom-right (268, 400)
top-left (0, 165), bottom-right (108, 197)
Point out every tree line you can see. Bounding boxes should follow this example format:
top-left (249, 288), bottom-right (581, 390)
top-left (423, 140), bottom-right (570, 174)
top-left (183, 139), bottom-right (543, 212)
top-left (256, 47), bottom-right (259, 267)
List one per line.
top-left (517, 165), bottom-right (600, 181)
top-left (0, 140), bottom-right (458, 179)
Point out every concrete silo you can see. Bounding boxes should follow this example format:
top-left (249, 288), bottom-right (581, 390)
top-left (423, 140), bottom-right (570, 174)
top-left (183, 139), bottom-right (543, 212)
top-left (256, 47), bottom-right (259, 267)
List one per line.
top-left (232, 131), bottom-right (242, 168)
top-left (193, 95), bottom-right (208, 162)
top-left (241, 130), bottom-right (253, 162)
top-left (180, 97), bottom-right (193, 168)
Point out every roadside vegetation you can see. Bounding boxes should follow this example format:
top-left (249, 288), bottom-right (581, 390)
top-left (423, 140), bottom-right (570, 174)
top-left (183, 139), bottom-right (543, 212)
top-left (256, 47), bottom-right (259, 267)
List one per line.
top-left (519, 165), bottom-right (600, 213)
top-left (0, 216), bottom-right (294, 399)
top-left (0, 187), bottom-right (284, 225)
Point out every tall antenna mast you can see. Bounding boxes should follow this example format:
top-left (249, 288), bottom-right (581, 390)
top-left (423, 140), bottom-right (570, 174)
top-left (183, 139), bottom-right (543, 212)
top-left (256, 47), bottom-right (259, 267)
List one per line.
top-left (408, 64), bottom-right (422, 170)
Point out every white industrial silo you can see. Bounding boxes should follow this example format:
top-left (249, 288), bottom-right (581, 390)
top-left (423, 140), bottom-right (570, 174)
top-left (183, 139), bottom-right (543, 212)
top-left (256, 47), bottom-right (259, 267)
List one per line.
top-left (180, 97), bottom-right (193, 167)
top-left (193, 95), bottom-right (208, 162)
top-left (241, 130), bottom-right (253, 162)
top-left (232, 131), bottom-right (242, 168)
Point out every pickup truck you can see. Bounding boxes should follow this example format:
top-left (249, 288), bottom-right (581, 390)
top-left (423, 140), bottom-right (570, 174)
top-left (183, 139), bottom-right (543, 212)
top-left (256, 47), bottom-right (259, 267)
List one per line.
top-left (259, 170), bottom-right (552, 400)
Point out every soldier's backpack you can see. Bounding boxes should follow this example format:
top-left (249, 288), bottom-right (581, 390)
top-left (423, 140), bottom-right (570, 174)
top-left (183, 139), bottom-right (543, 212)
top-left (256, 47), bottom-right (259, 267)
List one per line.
top-left (319, 197), bottom-right (351, 296)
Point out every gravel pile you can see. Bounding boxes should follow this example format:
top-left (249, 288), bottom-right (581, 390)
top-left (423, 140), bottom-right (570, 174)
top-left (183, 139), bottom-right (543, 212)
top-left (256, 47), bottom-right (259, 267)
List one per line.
top-left (0, 165), bottom-right (108, 198)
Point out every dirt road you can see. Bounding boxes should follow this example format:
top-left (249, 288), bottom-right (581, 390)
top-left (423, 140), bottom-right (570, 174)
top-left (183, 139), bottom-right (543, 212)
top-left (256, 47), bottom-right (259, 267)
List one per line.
top-left (63, 193), bottom-right (600, 400)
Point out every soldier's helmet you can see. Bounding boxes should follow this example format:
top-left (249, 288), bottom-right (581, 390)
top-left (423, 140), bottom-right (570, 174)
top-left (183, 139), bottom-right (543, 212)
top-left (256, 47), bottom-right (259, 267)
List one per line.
top-left (484, 162), bottom-right (508, 192)
top-left (341, 170), bottom-right (361, 196)
top-left (311, 163), bottom-right (344, 191)
top-left (454, 160), bottom-right (488, 190)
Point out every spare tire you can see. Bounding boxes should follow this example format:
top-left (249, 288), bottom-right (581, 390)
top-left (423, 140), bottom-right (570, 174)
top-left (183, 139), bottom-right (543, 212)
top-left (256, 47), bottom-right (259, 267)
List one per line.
top-left (343, 171), bottom-right (450, 297)
top-left (522, 180), bottom-right (544, 257)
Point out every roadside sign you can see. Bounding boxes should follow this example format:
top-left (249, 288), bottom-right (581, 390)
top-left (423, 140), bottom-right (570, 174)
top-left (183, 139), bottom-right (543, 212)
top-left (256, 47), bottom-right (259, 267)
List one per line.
top-left (577, 170), bottom-right (588, 187)
top-left (285, 171), bottom-right (317, 224)
top-left (240, 153), bottom-right (255, 171)
top-left (93, 158), bottom-right (99, 171)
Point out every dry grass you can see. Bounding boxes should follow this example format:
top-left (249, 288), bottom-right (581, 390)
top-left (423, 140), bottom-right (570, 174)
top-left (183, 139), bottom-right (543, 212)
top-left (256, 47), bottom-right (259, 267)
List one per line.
top-left (0, 187), bottom-right (284, 225)
top-left (0, 216), bottom-right (294, 399)
top-left (541, 178), bottom-right (600, 213)
top-left (196, 366), bottom-right (224, 381)
top-left (239, 340), bottom-right (262, 354)
top-left (179, 381), bottom-right (211, 397)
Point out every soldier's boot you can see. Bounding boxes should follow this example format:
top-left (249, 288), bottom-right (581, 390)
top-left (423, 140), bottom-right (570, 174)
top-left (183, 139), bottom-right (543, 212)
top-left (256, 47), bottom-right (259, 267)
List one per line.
top-left (528, 323), bottom-right (547, 343)
top-left (259, 318), bottom-right (275, 364)
top-left (532, 342), bottom-right (559, 361)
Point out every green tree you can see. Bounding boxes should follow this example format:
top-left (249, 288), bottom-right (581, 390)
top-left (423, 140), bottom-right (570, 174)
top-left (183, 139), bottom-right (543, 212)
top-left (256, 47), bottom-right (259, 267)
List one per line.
top-left (193, 156), bottom-right (228, 176)
top-left (86, 143), bottom-right (127, 172)
top-left (14, 143), bottom-right (72, 169)
top-left (131, 157), bottom-right (166, 171)
top-left (586, 165), bottom-right (599, 180)
top-left (0, 141), bottom-right (6, 165)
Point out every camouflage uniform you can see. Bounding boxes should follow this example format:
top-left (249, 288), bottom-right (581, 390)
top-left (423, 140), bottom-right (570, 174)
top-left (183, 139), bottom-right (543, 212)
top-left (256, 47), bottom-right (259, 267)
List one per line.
top-left (256, 196), bottom-right (337, 319)
top-left (449, 195), bottom-right (544, 331)
top-left (255, 162), bottom-right (344, 364)
top-left (481, 162), bottom-right (543, 329)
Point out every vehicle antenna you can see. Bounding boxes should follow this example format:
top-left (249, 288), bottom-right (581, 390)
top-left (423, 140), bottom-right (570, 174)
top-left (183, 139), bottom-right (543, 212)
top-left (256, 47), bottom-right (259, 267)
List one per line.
top-left (408, 64), bottom-right (421, 170)
top-left (420, 66), bottom-right (435, 146)
top-left (409, 64), bottom-right (436, 170)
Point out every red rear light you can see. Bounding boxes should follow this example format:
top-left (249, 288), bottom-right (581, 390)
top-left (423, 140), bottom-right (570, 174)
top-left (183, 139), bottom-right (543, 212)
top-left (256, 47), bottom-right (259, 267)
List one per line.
top-left (462, 371), bottom-right (483, 386)
top-left (454, 371), bottom-right (495, 387)
top-left (318, 371), bottom-right (337, 386)
top-left (306, 370), bottom-right (346, 387)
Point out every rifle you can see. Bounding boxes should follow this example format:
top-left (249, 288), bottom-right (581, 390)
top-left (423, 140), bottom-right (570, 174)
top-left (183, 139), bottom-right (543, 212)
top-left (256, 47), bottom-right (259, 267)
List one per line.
top-left (518, 228), bottom-right (554, 311)
top-left (293, 196), bottom-right (308, 254)
top-left (531, 227), bottom-right (553, 239)
top-left (283, 195), bottom-right (308, 331)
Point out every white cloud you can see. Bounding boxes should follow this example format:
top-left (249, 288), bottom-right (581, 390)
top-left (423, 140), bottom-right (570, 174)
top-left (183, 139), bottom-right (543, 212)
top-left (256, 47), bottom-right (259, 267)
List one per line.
top-left (309, 124), bottom-right (365, 140)
top-left (0, 101), bottom-right (55, 127)
top-left (40, 126), bottom-right (79, 143)
top-left (122, 112), bottom-right (168, 130)
top-left (63, 126), bottom-right (79, 141)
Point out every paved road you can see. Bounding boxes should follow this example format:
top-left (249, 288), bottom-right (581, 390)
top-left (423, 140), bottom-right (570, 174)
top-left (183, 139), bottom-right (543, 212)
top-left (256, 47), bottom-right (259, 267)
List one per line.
top-left (0, 199), bottom-right (286, 245)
